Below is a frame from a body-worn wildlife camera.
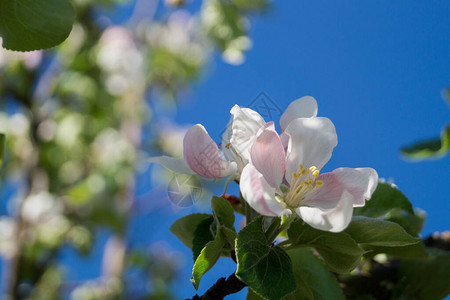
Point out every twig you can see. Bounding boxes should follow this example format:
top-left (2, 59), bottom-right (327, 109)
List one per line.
top-left (187, 273), bottom-right (246, 300)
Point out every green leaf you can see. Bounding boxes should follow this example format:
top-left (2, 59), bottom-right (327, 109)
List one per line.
top-left (442, 87), bottom-right (450, 105)
top-left (0, 0), bottom-right (76, 51)
top-left (345, 216), bottom-right (420, 247)
top-left (191, 216), bottom-right (215, 261)
top-left (246, 289), bottom-right (266, 300)
top-left (211, 196), bottom-right (235, 228)
top-left (354, 183), bottom-right (414, 218)
top-left (400, 124), bottom-right (450, 160)
top-left (170, 213), bottom-right (212, 249)
top-left (365, 242), bottom-right (427, 260)
top-left (385, 209), bottom-right (425, 237)
top-left (397, 250), bottom-right (450, 300)
top-left (0, 133), bottom-right (4, 168)
top-left (211, 196), bottom-right (237, 246)
top-left (188, 198), bottom-right (239, 290)
top-left (190, 197), bottom-right (238, 290)
top-left (221, 226), bottom-right (237, 246)
top-left (287, 219), bottom-right (363, 273)
top-left (231, 0), bottom-right (269, 11)
top-left (236, 216), bottom-right (296, 300)
top-left (191, 231), bottom-right (225, 290)
top-left (284, 248), bottom-right (345, 300)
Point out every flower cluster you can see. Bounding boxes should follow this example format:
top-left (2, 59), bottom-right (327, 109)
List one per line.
top-left (152, 97), bottom-right (378, 232)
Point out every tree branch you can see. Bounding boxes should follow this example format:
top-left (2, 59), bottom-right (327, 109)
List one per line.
top-left (187, 273), bottom-right (246, 300)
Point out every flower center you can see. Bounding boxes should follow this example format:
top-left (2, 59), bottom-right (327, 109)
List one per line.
top-left (221, 142), bottom-right (246, 171)
top-left (284, 164), bottom-right (324, 208)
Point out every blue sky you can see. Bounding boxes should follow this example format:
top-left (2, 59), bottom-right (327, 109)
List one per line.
top-left (59, 1), bottom-right (450, 299)
top-left (154, 1), bottom-right (450, 298)
top-left (174, 0), bottom-right (450, 234)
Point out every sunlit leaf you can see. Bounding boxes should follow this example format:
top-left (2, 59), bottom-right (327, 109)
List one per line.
top-left (400, 125), bottom-right (450, 160)
top-left (211, 196), bottom-right (235, 229)
top-left (236, 216), bottom-right (296, 300)
top-left (344, 217), bottom-right (421, 247)
top-left (191, 231), bottom-right (225, 290)
top-left (170, 213), bottom-right (213, 248)
top-left (0, 0), bottom-right (76, 51)
top-left (190, 198), bottom-right (237, 290)
top-left (212, 196), bottom-right (237, 246)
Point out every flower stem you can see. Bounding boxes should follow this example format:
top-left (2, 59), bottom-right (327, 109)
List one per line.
top-left (241, 192), bottom-right (252, 225)
top-left (222, 175), bottom-right (235, 195)
top-left (265, 217), bottom-right (281, 241)
top-left (267, 214), bottom-right (296, 244)
top-left (280, 214), bottom-right (296, 230)
top-left (245, 201), bottom-right (252, 225)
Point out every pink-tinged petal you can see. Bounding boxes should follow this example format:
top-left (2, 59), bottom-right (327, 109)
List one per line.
top-left (284, 117), bottom-right (337, 182)
top-left (240, 164), bottom-right (289, 217)
top-left (183, 124), bottom-right (237, 178)
top-left (296, 190), bottom-right (354, 232)
top-left (279, 131), bottom-right (289, 151)
top-left (280, 96), bottom-right (318, 131)
top-left (303, 167), bottom-right (378, 209)
top-left (148, 156), bottom-right (195, 174)
top-left (228, 105), bottom-right (266, 163)
top-left (250, 122), bottom-right (286, 189)
top-left (332, 167), bottom-right (378, 207)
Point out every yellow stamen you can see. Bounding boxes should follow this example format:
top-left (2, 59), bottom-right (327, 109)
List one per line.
top-left (284, 165), bottom-right (324, 208)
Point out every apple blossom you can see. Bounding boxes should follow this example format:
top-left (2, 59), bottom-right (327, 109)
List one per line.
top-left (149, 96), bottom-right (319, 179)
top-left (240, 117), bottom-right (378, 232)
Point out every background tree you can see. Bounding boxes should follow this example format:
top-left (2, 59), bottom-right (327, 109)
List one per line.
top-left (0, 0), bottom-right (268, 298)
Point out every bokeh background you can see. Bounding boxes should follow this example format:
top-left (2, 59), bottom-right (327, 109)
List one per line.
top-left (0, 0), bottom-right (449, 299)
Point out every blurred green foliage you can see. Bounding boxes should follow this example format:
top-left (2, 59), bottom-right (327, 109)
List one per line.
top-left (0, 0), bottom-right (269, 298)
top-left (401, 90), bottom-right (450, 161)
top-left (0, 133), bottom-right (4, 168)
top-left (401, 125), bottom-right (450, 161)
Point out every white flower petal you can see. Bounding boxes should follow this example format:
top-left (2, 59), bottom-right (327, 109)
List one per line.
top-left (330, 167), bottom-right (378, 207)
top-left (284, 117), bottom-right (337, 182)
top-left (280, 96), bottom-right (318, 131)
top-left (240, 164), bottom-right (288, 217)
top-left (228, 105), bottom-right (266, 164)
top-left (147, 156), bottom-right (195, 174)
top-left (303, 167), bottom-right (378, 209)
top-left (296, 190), bottom-right (354, 232)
